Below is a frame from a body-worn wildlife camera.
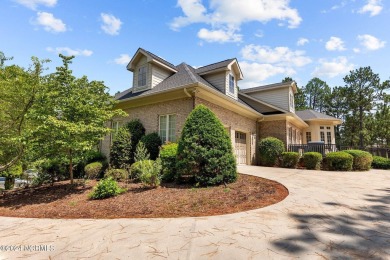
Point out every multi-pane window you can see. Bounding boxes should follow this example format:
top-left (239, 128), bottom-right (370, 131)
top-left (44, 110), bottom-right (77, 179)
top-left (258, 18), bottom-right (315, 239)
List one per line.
top-left (290, 93), bottom-right (295, 111)
top-left (159, 115), bottom-right (176, 143)
top-left (138, 65), bottom-right (147, 87)
top-left (229, 74), bottom-right (235, 93)
top-left (327, 132), bottom-right (332, 144)
top-left (320, 132), bottom-right (325, 142)
top-left (288, 127), bottom-right (293, 143)
top-left (306, 132), bottom-right (312, 143)
top-left (111, 121), bottom-right (122, 143)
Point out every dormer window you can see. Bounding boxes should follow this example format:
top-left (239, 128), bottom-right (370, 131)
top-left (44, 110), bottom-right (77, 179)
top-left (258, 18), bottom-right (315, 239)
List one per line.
top-left (138, 65), bottom-right (147, 87)
top-left (229, 74), bottom-right (235, 93)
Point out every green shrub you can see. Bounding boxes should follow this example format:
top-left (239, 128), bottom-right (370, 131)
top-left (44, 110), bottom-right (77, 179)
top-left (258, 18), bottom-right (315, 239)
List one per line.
top-left (1, 163), bottom-right (22, 189)
top-left (281, 152), bottom-right (300, 168)
top-left (125, 119), bottom-right (146, 163)
top-left (140, 132), bottom-right (162, 160)
top-left (84, 162), bottom-right (104, 179)
top-left (325, 151), bottom-right (353, 171)
top-left (176, 105), bottom-right (237, 186)
top-left (104, 168), bottom-right (128, 181)
top-left (130, 160), bottom-right (154, 179)
top-left (110, 127), bottom-right (132, 170)
top-left (138, 159), bottom-right (162, 188)
top-left (343, 150), bottom-right (373, 171)
top-left (89, 177), bottom-right (126, 199)
top-left (258, 137), bottom-right (285, 166)
top-left (160, 143), bottom-right (178, 182)
top-left (33, 159), bottom-right (68, 185)
top-left (303, 152), bottom-right (322, 170)
top-left (134, 141), bottom-right (150, 162)
top-left (372, 156), bottom-right (390, 170)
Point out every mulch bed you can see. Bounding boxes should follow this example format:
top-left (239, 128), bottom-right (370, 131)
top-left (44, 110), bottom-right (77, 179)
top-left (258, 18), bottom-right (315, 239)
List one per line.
top-left (0, 174), bottom-right (288, 219)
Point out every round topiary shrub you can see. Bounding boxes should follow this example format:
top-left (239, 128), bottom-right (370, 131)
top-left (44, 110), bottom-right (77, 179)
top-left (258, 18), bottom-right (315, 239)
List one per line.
top-left (84, 162), bottom-right (104, 179)
top-left (140, 132), bottom-right (162, 160)
top-left (343, 150), bottom-right (373, 171)
top-left (325, 151), bottom-right (353, 171)
top-left (303, 152), bottom-right (323, 170)
top-left (258, 137), bottom-right (285, 166)
top-left (110, 127), bottom-right (132, 170)
top-left (281, 152), bottom-right (300, 168)
top-left (372, 156), bottom-right (390, 170)
top-left (160, 142), bottom-right (178, 182)
top-left (129, 160), bottom-right (154, 179)
top-left (176, 105), bottom-right (237, 186)
top-left (89, 177), bottom-right (126, 200)
top-left (104, 168), bottom-right (128, 181)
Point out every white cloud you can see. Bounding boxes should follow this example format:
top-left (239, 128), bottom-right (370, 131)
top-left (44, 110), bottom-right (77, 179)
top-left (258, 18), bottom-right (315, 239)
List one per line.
top-left (325, 36), bottom-right (346, 51)
top-left (313, 57), bottom-right (354, 78)
top-left (170, 0), bottom-right (302, 42)
top-left (358, 0), bottom-right (383, 16)
top-left (297, 38), bottom-right (309, 46)
top-left (357, 34), bottom-right (386, 50)
top-left (241, 44), bottom-right (311, 67)
top-left (197, 28), bottom-right (242, 43)
top-left (46, 47), bottom-right (93, 57)
top-left (100, 13), bottom-right (122, 35)
top-left (34, 12), bottom-right (66, 33)
top-left (14, 0), bottom-right (56, 10)
top-left (353, 48), bottom-right (361, 53)
top-left (114, 54), bottom-right (131, 65)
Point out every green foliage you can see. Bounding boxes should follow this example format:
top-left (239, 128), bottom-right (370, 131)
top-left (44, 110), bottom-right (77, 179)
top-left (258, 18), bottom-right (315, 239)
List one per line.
top-left (281, 152), bottom-right (300, 168)
top-left (125, 119), bottom-right (146, 163)
top-left (104, 168), bottom-right (128, 181)
top-left (160, 143), bottom-right (178, 182)
top-left (343, 150), bottom-right (373, 171)
top-left (372, 156), bottom-right (390, 170)
top-left (324, 152), bottom-right (353, 171)
top-left (176, 105), bottom-right (237, 186)
top-left (33, 159), bottom-right (68, 185)
top-left (89, 177), bottom-right (126, 199)
top-left (84, 162), bottom-right (104, 180)
top-left (138, 159), bottom-right (162, 188)
top-left (303, 152), bottom-right (323, 170)
top-left (258, 137), bottom-right (285, 167)
top-left (304, 77), bottom-right (331, 112)
top-left (130, 160), bottom-right (154, 179)
top-left (110, 126), bottom-right (132, 170)
top-left (134, 141), bottom-right (150, 162)
top-left (1, 163), bottom-right (22, 190)
top-left (140, 132), bottom-right (162, 160)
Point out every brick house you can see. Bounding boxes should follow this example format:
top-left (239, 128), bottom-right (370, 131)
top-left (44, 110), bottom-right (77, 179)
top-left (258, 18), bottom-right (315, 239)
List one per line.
top-left (100, 48), bottom-right (342, 165)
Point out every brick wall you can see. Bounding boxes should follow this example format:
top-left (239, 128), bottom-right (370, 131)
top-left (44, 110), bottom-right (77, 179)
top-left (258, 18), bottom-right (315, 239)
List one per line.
top-left (259, 120), bottom-right (287, 147)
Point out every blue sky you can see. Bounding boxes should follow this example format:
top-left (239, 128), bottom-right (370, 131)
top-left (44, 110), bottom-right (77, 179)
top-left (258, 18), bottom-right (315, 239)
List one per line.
top-left (1, 0), bottom-right (389, 94)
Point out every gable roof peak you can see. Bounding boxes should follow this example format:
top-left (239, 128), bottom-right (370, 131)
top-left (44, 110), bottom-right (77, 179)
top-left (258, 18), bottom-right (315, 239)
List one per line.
top-left (127, 47), bottom-right (177, 73)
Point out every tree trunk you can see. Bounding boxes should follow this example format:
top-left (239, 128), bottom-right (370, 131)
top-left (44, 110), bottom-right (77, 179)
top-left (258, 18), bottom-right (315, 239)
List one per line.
top-left (359, 106), bottom-right (364, 149)
top-left (69, 148), bottom-right (73, 184)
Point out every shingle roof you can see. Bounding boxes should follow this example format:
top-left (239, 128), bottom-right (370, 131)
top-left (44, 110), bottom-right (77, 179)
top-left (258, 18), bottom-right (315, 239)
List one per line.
top-left (139, 48), bottom-right (177, 71)
top-left (195, 58), bottom-right (235, 74)
top-left (296, 110), bottom-right (341, 121)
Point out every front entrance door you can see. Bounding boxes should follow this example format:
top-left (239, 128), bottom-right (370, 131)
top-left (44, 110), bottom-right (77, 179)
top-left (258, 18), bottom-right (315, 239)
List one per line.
top-left (235, 132), bottom-right (247, 165)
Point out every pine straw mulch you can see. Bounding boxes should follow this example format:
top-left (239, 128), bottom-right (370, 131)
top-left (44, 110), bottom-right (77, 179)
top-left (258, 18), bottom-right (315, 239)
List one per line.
top-left (0, 174), bottom-right (288, 219)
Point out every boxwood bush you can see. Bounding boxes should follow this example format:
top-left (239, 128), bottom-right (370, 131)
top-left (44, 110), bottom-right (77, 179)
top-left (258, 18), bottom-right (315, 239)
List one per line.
top-left (343, 150), bottom-right (373, 171)
top-left (372, 156), bottom-right (390, 169)
top-left (258, 137), bottom-right (285, 166)
top-left (325, 151), bottom-right (353, 171)
top-left (303, 152), bottom-right (322, 170)
top-left (176, 105), bottom-right (237, 186)
top-left (104, 168), bottom-right (128, 181)
top-left (89, 177), bottom-right (126, 199)
top-left (140, 132), bottom-right (162, 160)
top-left (160, 142), bottom-right (178, 182)
top-left (84, 162), bottom-right (105, 179)
top-left (281, 152), bottom-right (300, 168)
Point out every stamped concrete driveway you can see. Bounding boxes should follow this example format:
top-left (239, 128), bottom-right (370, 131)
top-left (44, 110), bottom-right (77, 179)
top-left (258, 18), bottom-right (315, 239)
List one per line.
top-left (1, 166), bottom-right (389, 260)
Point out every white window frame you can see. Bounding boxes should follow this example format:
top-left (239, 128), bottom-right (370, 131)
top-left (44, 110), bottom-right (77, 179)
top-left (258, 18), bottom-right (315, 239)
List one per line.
top-left (306, 132), bottom-right (312, 143)
top-left (159, 114), bottom-right (176, 143)
top-left (229, 74), bottom-right (235, 93)
top-left (138, 65), bottom-right (147, 87)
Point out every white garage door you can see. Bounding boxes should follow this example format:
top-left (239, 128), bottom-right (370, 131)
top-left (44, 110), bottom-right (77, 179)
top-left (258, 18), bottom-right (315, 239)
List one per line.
top-left (235, 132), bottom-right (247, 165)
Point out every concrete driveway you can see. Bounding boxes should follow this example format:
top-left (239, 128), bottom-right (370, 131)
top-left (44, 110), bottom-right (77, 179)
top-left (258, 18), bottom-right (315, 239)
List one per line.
top-left (1, 166), bottom-right (389, 259)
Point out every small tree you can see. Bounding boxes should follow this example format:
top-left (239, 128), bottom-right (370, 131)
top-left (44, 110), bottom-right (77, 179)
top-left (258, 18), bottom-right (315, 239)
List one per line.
top-left (176, 105), bottom-right (237, 186)
top-left (134, 141), bottom-right (150, 162)
top-left (140, 132), bottom-right (162, 160)
top-left (125, 119), bottom-right (145, 163)
top-left (110, 127), bottom-right (132, 170)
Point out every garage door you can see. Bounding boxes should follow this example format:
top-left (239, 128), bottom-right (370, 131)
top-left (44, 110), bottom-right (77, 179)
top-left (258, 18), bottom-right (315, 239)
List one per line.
top-left (235, 132), bottom-right (247, 165)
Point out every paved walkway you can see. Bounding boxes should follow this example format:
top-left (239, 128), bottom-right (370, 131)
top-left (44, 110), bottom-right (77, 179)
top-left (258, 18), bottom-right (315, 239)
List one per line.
top-left (1, 166), bottom-right (389, 259)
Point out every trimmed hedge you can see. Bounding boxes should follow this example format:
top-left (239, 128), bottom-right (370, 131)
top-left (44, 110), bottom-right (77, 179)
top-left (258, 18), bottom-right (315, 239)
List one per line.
top-left (258, 137), bottom-right (285, 167)
top-left (176, 105), bottom-right (237, 186)
top-left (303, 152), bottom-right (322, 170)
top-left (372, 156), bottom-right (390, 170)
top-left (160, 143), bottom-right (178, 182)
top-left (343, 150), bottom-right (373, 171)
top-left (281, 152), bottom-right (300, 168)
top-left (84, 162), bottom-right (105, 179)
top-left (140, 132), bottom-right (162, 160)
top-left (104, 168), bottom-right (128, 181)
top-left (325, 151), bottom-right (353, 171)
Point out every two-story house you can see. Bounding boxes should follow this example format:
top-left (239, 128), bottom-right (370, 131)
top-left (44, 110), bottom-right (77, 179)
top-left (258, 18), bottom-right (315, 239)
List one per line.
top-left (100, 48), bottom-right (342, 165)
